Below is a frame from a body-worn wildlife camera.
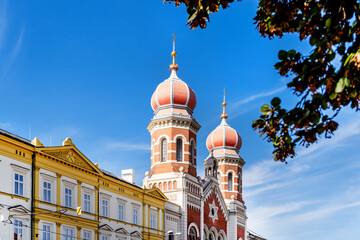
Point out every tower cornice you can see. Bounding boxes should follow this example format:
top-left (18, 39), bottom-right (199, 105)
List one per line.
top-left (147, 115), bottom-right (201, 134)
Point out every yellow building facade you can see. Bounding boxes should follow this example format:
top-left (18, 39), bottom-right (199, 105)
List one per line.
top-left (0, 129), bottom-right (167, 240)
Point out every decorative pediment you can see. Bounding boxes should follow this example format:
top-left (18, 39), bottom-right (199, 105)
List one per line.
top-left (145, 188), bottom-right (168, 201)
top-left (203, 181), bottom-right (228, 221)
top-left (130, 231), bottom-right (142, 238)
top-left (115, 228), bottom-right (129, 235)
top-left (42, 146), bottom-right (101, 174)
top-left (99, 224), bottom-right (113, 231)
top-left (8, 205), bottom-right (30, 213)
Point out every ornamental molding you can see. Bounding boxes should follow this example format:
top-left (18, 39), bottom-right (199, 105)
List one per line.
top-left (147, 116), bottom-right (201, 133)
top-left (44, 150), bottom-right (91, 170)
top-left (208, 200), bottom-right (219, 223)
top-left (203, 181), bottom-right (228, 220)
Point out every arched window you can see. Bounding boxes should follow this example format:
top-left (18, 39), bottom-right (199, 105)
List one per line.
top-left (228, 172), bottom-right (233, 191)
top-left (176, 138), bottom-right (183, 161)
top-left (160, 138), bottom-right (167, 162)
top-left (190, 141), bottom-right (195, 165)
top-left (209, 232), bottom-right (215, 240)
top-left (189, 228), bottom-right (196, 240)
top-left (217, 171), bottom-right (221, 185)
top-left (238, 173), bottom-right (242, 193)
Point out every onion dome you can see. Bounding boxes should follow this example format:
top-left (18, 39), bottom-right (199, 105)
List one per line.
top-left (151, 35), bottom-right (196, 112)
top-left (206, 93), bottom-right (242, 152)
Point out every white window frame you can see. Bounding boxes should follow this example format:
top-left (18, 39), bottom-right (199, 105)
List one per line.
top-left (41, 173), bottom-right (56, 204)
top-left (83, 193), bottom-right (91, 212)
top-left (62, 180), bottom-right (76, 209)
top-left (100, 193), bottom-right (111, 218)
top-left (83, 231), bottom-right (91, 240)
top-left (12, 164), bottom-right (30, 197)
top-left (63, 227), bottom-right (74, 240)
top-left (42, 223), bottom-right (51, 240)
top-left (14, 219), bottom-right (23, 239)
top-left (14, 173), bottom-right (24, 196)
top-left (82, 186), bottom-right (94, 213)
top-left (117, 198), bottom-right (127, 221)
top-left (150, 211), bottom-right (157, 229)
top-left (132, 203), bottom-right (140, 225)
top-left (102, 199), bottom-right (108, 217)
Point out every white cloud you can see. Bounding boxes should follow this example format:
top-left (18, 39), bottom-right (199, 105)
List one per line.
top-left (292, 201), bottom-right (360, 223)
top-left (231, 86), bottom-right (286, 108)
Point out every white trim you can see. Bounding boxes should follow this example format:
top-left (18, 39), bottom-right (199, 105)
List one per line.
top-left (188, 222), bottom-right (200, 237)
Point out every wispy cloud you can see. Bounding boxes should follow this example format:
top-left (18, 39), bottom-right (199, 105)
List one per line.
top-left (292, 201), bottom-right (360, 223)
top-left (106, 141), bottom-right (150, 151)
top-left (231, 86), bottom-right (286, 109)
top-left (9, 28), bottom-right (24, 62)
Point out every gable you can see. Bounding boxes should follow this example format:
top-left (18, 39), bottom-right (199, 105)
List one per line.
top-left (41, 146), bottom-right (101, 174)
top-left (115, 228), bottom-right (129, 235)
top-left (8, 205), bottom-right (30, 213)
top-left (99, 224), bottom-right (113, 231)
top-left (203, 191), bottom-right (228, 232)
top-left (145, 188), bottom-right (168, 201)
top-left (203, 181), bottom-right (228, 221)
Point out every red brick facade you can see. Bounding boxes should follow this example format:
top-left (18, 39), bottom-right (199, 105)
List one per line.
top-left (203, 192), bottom-right (227, 234)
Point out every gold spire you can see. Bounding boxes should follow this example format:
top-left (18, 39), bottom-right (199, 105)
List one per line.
top-left (169, 33), bottom-right (178, 71)
top-left (221, 88), bottom-right (228, 119)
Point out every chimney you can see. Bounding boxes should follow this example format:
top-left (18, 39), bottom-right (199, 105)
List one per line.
top-left (121, 169), bottom-right (135, 184)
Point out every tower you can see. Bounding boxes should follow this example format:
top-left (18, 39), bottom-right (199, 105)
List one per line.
top-left (147, 35), bottom-right (201, 179)
top-left (205, 93), bottom-right (247, 240)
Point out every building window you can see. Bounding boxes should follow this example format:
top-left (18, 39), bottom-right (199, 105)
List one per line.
top-left (65, 188), bottom-right (72, 208)
top-left (101, 236), bottom-right (109, 240)
top-left (228, 173), bottom-right (233, 191)
top-left (43, 181), bottom-right (51, 203)
top-left (190, 141), bottom-right (195, 165)
top-left (189, 228), bottom-right (196, 240)
top-left (63, 228), bottom-right (73, 240)
top-left (14, 219), bottom-right (23, 240)
top-left (118, 204), bottom-right (124, 221)
top-left (160, 138), bottom-right (167, 162)
top-left (14, 173), bottom-right (24, 196)
top-left (83, 193), bottom-right (91, 212)
top-left (102, 200), bottom-right (108, 217)
top-left (176, 138), bottom-right (182, 161)
top-left (238, 173), bottom-right (242, 193)
top-left (43, 224), bottom-right (51, 240)
top-left (133, 208), bottom-right (138, 225)
top-left (83, 231), bottom-right (90, 240)
top-left (150, 212), bottom-right (157, 229)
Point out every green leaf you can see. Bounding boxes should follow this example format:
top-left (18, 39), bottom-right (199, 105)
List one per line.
top-left (329, 92), bottom-right (337, 100)
top-left (344, 53), bottom-right (354, 66)
top-left (325, 18), bottom-right (331, 28)
top-left (278, 50), bottom-right (287, 60)
top-left (260, 104), bottom-right (271, 115)
top-left (271, 97), bottom-right (281, 107)
top-left (335, 78), bottom-right (346, 93)
top-left (349, 89), bottom-right (357, 98)
top-left (343, 77), bottom-right (350, 87)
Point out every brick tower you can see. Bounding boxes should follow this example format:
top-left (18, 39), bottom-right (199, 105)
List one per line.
top-left (205, 95), bottom-right (247, 240)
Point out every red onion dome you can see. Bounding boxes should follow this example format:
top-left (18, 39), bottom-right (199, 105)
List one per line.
top-left (151, 70), bottom-right (196, 111)
top-left (206, 118), bottom-right (242, 151)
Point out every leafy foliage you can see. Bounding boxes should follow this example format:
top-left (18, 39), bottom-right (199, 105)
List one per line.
top-left (166, 0), bottom-right (360, 162)
top-left (164, 0), bottom-right (239, 29)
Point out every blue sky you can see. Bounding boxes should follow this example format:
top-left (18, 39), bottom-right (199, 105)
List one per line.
top-left (1, 0), bottom-right (359, 239)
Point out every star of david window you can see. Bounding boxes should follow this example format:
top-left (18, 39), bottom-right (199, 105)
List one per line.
top-left (208, 200), bottom-right (219, 223)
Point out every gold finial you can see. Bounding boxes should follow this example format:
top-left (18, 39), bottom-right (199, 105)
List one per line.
top-left (221, 88), bottom-right (228, 119)
top-left (170, 33), bottom-right (178, 71)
